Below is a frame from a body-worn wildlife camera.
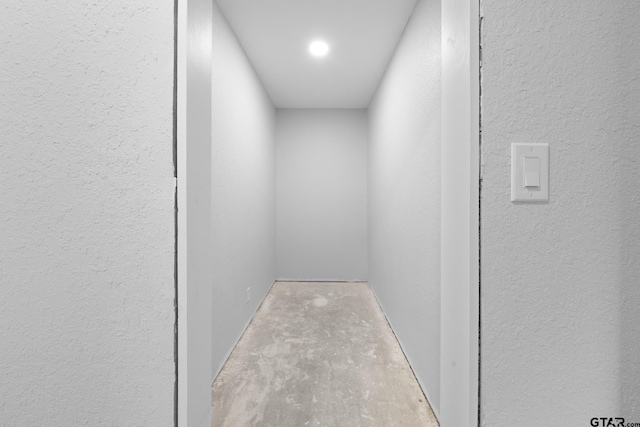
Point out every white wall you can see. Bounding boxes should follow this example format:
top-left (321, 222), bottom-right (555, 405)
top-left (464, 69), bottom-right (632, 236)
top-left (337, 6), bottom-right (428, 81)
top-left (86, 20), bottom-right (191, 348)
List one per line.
top-left (211, 2), bottom-right (277, 378)
top-left (276, 109), bottom-right (368, 281)
top-left (367, 0), bottom-right (442, 415)
top-left (0, 2), bottom-right (175, 426)
top-left (481, 0), bottom-right (640, 424)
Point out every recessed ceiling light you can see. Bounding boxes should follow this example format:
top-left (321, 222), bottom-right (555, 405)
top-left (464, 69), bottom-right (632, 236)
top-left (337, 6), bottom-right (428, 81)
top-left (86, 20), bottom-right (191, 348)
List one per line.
top-left (309, 40), bottom-right (329, 57)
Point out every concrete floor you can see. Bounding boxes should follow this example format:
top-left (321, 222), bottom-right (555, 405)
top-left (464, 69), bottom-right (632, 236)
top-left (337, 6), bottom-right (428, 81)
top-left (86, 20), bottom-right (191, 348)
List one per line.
top-left (211, 281), bottom-right (438, 427)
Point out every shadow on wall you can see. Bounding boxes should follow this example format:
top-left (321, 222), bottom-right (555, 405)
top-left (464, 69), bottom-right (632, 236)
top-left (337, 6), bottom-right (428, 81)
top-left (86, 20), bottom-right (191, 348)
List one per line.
top-left (619, 19), bottom-right (640, 417)
top-left (618, 2), bottom-right (640, 418)
top-left (619, 138), bottom-right (640, 419)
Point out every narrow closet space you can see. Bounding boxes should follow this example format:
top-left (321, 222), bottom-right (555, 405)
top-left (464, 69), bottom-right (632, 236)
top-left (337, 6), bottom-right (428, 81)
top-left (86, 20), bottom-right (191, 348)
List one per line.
top-left (209, 0), bottom-right (442, 425)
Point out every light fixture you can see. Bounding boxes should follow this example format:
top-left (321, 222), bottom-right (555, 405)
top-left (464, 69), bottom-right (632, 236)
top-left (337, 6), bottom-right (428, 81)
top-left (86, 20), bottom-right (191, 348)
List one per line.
top-left (309, 40), bottom-right (329, 57)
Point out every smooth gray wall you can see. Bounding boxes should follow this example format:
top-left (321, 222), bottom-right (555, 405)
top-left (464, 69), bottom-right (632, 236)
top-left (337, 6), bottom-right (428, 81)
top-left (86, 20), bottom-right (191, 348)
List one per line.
top-left (0, 2), bottom-right (175, 425)
top-left (276, 109), bottom-right (368, 281)
top-left (211, 2), bottom-right (277, 378)
top-left (481, 0), bottom-right (640, 424)
top-left (367, 0), bottom-right (441, 415)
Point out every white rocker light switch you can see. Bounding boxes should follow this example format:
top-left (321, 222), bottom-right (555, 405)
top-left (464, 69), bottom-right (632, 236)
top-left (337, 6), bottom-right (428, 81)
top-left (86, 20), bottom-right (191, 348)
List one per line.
top-left (512, 143), bottom-right (549, 202)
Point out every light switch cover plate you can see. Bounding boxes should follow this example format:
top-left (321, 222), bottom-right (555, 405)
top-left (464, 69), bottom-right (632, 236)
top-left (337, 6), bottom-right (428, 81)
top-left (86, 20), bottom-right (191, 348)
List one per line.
top-left (511, 143), bottom-right (549, 202)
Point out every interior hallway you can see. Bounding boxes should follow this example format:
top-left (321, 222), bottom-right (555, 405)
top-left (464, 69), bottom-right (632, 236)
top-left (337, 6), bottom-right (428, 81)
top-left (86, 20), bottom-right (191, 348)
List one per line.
top-left (211, 282), bottom-right (438, 426)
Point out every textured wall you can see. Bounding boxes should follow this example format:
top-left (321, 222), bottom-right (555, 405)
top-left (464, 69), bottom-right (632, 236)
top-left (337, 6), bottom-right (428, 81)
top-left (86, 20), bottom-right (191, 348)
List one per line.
top-left (0, 2), bottom-right (175, 426)
top-left (368, 0), bottom-right (442, 415)
top-left (481, 0), bottom-right (640, 424)
top-left (276, 109), bottom-right (368, 281)
top-left (211, 2), bottom-right (277, 379)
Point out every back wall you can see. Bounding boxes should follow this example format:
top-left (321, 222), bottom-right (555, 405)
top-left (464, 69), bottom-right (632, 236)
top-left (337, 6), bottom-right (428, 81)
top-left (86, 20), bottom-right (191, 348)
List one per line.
top-left (276, 109), bottom-right (368, 281)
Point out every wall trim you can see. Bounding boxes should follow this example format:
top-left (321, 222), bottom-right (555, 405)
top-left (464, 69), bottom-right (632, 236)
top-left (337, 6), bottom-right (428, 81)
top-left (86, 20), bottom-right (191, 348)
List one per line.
top-left (176, 0), bottom-right (213, 425)
top-left (440, 0), bottom-right (480, 426)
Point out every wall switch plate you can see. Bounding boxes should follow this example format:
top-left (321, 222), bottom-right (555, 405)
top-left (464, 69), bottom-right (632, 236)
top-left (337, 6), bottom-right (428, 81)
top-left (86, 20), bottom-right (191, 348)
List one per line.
top-left (511, 143), bottom-right (549, 202)
top-left (246, 287), bottom-right (251, 304)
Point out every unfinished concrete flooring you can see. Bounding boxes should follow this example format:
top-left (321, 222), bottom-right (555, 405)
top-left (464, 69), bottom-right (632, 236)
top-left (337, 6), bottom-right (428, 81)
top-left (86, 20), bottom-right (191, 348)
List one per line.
top-left (211, 281), bottom-right (438, 427)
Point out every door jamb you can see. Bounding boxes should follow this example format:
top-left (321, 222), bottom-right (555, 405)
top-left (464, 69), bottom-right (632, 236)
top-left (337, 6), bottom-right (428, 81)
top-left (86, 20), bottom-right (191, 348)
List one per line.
top-left (440, 0), bottom-right (480, 426)
top-left (176, 0), bottom-right (214, 425)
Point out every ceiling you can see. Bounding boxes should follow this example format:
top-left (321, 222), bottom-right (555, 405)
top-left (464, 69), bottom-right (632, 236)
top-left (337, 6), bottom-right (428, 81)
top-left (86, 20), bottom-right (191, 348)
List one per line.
top-left (216, 0), bottom-right (418, 109)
